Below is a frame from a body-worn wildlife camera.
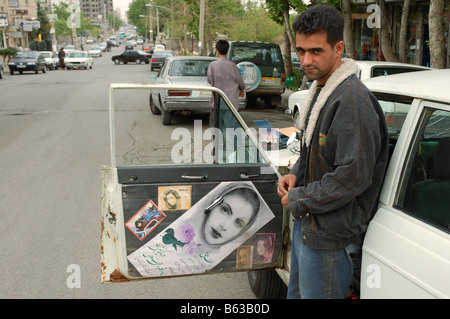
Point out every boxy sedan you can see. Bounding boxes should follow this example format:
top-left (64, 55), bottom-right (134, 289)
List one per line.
top-left (65, 51), bottom-right (94, 70)
top-left (8, 51), bottom-right (47, 75)
top-left (40, 51), bottom-right (59, 70)
top-left (150, 50), bottom-right (174, 71)
top-left (149, 56), bottom-right (217, 125)
top-left (111, 50), bottom-right (151, 65)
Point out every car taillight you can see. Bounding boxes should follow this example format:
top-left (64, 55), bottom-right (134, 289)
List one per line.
top-left (152, 58), bottom-right (157, 62)
top-left (281, 73), bottom-right (286, 84)
top-left (168, 90), bottom-right (191, 96)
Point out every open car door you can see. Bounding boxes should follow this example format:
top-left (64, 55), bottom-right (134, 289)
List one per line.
top-left (101, 83), bottom-right (286, 283)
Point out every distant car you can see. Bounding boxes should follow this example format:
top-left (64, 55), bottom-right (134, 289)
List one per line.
top-left (111, 50), bottom-right (151, 65)
top-left (99, 42), bottom-right (107, 52)
top-left (142, 43), bottom-right (154, 54)
top-left (125, 41), bottom-right (134, 50)
top-left (288, 60), bottom-right (432, 128)
top-left (154, 44), bottom-right (165, 52)
top-left (291, 52), bottom-right (301, 71)
top-left (8, 51), bottom-right (47, 75)
top-left (150, 50), bottom-right (174, 71)
top-left (149, 56), bottom-right (217, 125)
top-left (89, 45), bottom-right (102, 57)
top-left (0, 58), bottom-right (3, 79)
top-left (40, 51), bottom-right (59, 70)
top-left (86, 37), bottom-right (94, 44)
top-left (64, 45), bottom-right (75, 54)
top-left (136, 37), bottom-right (144, 45)
top-left (65, 51), bottom-right (94, 70)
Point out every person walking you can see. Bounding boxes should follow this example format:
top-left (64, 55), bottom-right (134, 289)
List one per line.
top-left (58, 47), bottom-right (65, 70)
top-left (277, 5), bottom-right (389, 299)
top-left (207, 40), bottom-right (245, 128)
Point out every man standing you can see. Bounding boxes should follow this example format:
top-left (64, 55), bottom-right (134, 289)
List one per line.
top-left (58, 47), bottom-right (65, 70)
top-left (207, 40), bottom-right (245, 128)
top-left (277, 5), bottom-right (389, 299)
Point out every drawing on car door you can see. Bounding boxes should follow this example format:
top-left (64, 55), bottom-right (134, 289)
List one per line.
top-left (101, 84), bottom-right (286, 283)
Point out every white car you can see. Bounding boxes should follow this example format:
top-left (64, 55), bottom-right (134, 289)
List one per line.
top-left (65, 51), bottom-right (94, 70)
top-left (39, 51), bottom-right (59, 70)
top-left (63, 45), bottom-right (75, 54)
top-left (88, 45), bottom-right (102, 57)
top-left (288, 61), bottom-right (431, 128)
top-left (101, 69), bottom-right (450, 299)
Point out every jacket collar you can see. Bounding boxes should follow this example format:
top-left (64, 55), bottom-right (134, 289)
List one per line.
top-left (298, 58), bottom-right (358, 147)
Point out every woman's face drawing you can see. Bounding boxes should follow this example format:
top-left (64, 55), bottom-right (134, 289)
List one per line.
top-left (203, 193), bottom-right (255, 245)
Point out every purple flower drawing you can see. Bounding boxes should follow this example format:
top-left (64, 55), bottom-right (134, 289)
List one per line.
top-left (174, 223), bottom-right (195, 243)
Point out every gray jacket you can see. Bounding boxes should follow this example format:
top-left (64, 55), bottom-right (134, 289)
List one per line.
top-left (288, 60), bottom-right (389, 250)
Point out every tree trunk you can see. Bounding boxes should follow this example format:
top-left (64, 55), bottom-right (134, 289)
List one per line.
top-left (428, 0), bottom-right (446, 68)
top-left (398, 0), bottom-right (411, 62)
top-left (414, 5), bottom-right (424, 66)
top-left (380, 0), bottom-right (401, 62)
top-left (282, 0), bottom-right (294, 76)
top-left (342, 0), bottom-right (355, 59)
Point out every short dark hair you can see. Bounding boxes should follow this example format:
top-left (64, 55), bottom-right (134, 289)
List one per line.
top-left (292, 5), bottom-right (344, 47)
top-left (216, 40), bottom-right (229, 55)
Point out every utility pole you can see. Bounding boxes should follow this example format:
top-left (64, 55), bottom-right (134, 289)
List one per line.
top-left (199, 0), bottom-right (204, 55)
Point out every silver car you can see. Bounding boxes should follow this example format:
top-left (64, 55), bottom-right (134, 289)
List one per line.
top-left (149, 56), bottom-right (218, 125)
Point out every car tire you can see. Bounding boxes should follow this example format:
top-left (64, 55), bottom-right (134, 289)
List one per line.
top-left (10, 69), bottom-right (14, 75)
top-left (136, 59), bottom-right (141, 64)
top-left (161, 107), bottom-right (172, 125)
top-left (35, 66), bottom-right (39, 74)
top-left (42, 66), bottom-right (47, 73)
top-left (149, 94), bottom-right (161, 115)
top-left (293, 109), bottom-right (301, 129)
top-left (247, 269), bottom-right (283, 299)
top-left (0, 69), bottom-right (3, 79)
top-left (114, 59), bottom-right (120, 65)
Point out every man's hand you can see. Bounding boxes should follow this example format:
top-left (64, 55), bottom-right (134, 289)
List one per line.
top-left (277, 174), bottom-right (297, 208)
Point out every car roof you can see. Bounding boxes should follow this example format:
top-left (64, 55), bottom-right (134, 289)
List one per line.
top-left (355, 60), bottom-right (430, 70)
top-left (363, 68), bottom-right (450, 104)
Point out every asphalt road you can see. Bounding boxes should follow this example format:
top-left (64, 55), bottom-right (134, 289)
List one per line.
top-left (0, 45), bottom-right (293, 299)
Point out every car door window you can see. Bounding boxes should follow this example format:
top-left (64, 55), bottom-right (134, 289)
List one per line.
top-left (103, 84), bottom-right (283, 282)
top-left (398, 106), bottom-right (450, 231)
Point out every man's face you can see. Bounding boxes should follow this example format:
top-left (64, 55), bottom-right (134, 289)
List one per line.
top-left (296, 32), bottom-right (344, 86)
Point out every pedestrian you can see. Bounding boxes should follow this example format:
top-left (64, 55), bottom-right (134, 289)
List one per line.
top-left (207, 39), bottom-right (245, 128)
top-left (58, 47), bottom-right (65, 70)
top-left (277, 5), bottom-right (389, 299)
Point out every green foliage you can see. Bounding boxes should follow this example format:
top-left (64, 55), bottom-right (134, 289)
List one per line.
top-left (287, 68), bottom-right (304, 91)
top-left (0, 47), bottom-right (18, 63)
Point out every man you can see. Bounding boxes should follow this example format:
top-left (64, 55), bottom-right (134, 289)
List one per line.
top-left (277, 5), bottom-right (389, 299)
top-left (58, 47), bottom-right (65, 70)
top-left (207, 40), bottom-right (245, 128)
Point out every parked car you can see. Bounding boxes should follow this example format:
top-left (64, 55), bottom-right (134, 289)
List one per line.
top-left (111, 50), bottom-right (151, 65)
top-left (8, 51), bottom-right (47, 75)
top-left (227, 41), bottom-right (286, 108)
top-left (65, 51), bottom-right (94, 70)
top-left (99, 42), bottom-right (107, 52)
top-left (102, 69), bottom-right (450, 299)
top-left (88, 45), bottom-right (102, 57)
top-left (40, 51), bottom-right (59, 70)
top-left (150, 50), bottom-right (174, 71)
top-left (149, 56), bottom-right (218, 125)
top-left (136, 37), bottom-right (144, 45)
top-left (86, 37), bottom-right (94, 44)
top-left (154, 44), bottom-right (165, 52)
top-left (142, 43), bottom-right (154, 54)
top-left (290, 52), bottom-right (301, 71)
top-left (0, 58), bottom-right (4, 79)
top-left (288, 60), bottom-right (431, 128)
top-left (64, 45), bottom-right (75, 54)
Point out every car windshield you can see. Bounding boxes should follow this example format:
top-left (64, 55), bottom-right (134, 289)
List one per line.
top-left (69, 52), bottom-right (87, 58)
top-left (170, 60), bottom-right (212, 76)
top-left (65, 46), bottom-right (74, 50)
top-left (40, 53), bottom-right (51, 58)
top-left (230, 44), bottom-right (282, 65)
top-left (14, 52), bottom-right (37, 59)
top-left (90, 46), bottom-right (100, 50)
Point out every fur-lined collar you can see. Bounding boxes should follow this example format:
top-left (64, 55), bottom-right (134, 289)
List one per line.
top-left (298, 58), bottom-right (358, 147)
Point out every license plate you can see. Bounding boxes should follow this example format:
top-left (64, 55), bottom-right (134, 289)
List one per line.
top-left (198, 90), bottom-right (211, 97)
top-left (17, 65), bottom-right (26, 68)
top-left (262, 77), bottom-right (275, 84)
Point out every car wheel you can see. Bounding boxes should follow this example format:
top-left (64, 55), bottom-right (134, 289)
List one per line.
top-left (0, 69), bottom-right (3, 79)
top-left (114, 59), bottom-right (120, 65)
top-left (42, 66), bottom-right (47, 73)
top-left (149, 94), bottom-right (161, 115)
top-left (10, 69), bottom-right (14, 75)
top-left (35, 66), bottom-right (39, 74)
top-left (248, 269), bottom-right (283, 299)
top-left (136, 59), bottom-right (141, 64)
top-left (161, 107), bottom-right (172, 125)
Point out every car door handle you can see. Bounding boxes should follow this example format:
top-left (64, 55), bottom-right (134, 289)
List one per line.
top-left (240, 173), bottom-right (260, 179)
top-left (181, 175), bottom-right (208, 180)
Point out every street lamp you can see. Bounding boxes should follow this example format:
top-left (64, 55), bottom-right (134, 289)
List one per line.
top-left (145, 2), bottom-right (174, 49)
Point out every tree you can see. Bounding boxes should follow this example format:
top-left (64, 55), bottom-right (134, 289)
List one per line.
top-left (429, 0), bottom-right (446, 68)
top-left (398, 0), bottom-right (411, 62)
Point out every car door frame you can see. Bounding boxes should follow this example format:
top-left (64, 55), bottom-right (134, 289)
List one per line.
top-left (101, 83), bottom-right (288, 283)
top-left (361, 97), bottom-right (450, 298)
